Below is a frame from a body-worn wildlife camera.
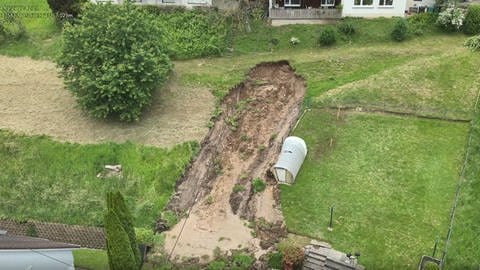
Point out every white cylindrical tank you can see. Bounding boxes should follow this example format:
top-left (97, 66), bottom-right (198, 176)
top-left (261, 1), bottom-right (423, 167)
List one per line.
top-left (273, 136), bottom-right (307, 185)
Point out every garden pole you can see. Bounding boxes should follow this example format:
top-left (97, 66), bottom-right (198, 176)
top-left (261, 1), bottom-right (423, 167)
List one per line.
top-left (328, 206), bottom-right (334, 231)
top-left (433, 236), bottom-right (439, 257)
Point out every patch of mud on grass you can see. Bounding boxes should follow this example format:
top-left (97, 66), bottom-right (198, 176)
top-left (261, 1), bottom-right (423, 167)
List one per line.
top-left (0, 56), bottom-right (214, 148)
top-left (165, 61), bottom-right (305, 260)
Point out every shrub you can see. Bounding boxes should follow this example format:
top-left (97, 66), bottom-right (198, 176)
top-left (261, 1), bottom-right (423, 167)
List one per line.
top-left (407, 12), bottom-right (437, 36)
top-left (47, 0), bottom-right (88, 18)
top-left (464, 5), bottom-right (480, 35)
top-left (282, 245), bottom-right (304, 269)
top-left (437, 5), bottom-right (465, 32)
top-left (464, 35), bottom-right (480, 51)
top-left (233, 184), bottom-right (246, 193)
top-left (268, 252), bottom-right (283, 269)
top-left (134, 228), bottom-right (154, 245)
top-left (143, 7), bottom-right (228, 59)
top-left (207, 260), bottom-right (226, 270)
top-left (407, 12), bottom-right (438, 25)
top-left (290, 36), bottom-right (300, 46)
top-left (391, 19), bottom-right (408, 41)
top-left (252, 178), bottom-right (266, 193)
top-left (58, 3), bottom-right (172, 122)
top-left (337, 21), bottom-right (355, 35)
top-left (232, 252), bottom-right (255, 270)
top-left (104, 210), bottom-right (138, 270)
top-left (318, 26), bottom-right (336, 46)
top-left (0, 13), bottom-right (27, 43)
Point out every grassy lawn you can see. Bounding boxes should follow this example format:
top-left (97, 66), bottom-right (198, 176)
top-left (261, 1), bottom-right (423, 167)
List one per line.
top-left (444, 107), bottom-right (480, 268)
top-left (0, 7), bottom-right (478, 267)
top-left (316, 52), bottom-right (480, 120)
top-left (281, 110), bottom-right (469, 269)
top-left (176, 34), bottom-right (468, 101)
top-left (73, 249), bottom-right (108, 270)
top-left (0, 131), bottom-right (197, 228)
top-left (0, 0), bottom-right (61, 59)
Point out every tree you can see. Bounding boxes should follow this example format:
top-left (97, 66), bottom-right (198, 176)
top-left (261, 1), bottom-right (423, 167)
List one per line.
top-left (58, 2), bottom-right (172, 122)
top-left (46, 0), bottom-right (88, 18)
top-left (105, 191), bottom-right (141, 270)
top-left (104, 210), bottom-right (138, 270)
top-left (108, 191), bottom-right (141, 268)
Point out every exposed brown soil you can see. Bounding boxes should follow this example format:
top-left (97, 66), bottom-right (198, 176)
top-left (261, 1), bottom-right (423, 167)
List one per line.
top-left (0, 56), bottom-right (214, 148)
top-left (165, 61), bottom-right (306, 260)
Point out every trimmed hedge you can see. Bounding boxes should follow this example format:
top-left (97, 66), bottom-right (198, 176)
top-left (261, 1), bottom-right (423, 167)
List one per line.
top-left (464, 5), bottom-right (480, 35)
top-left (143, 6), bottom-right (229, 59)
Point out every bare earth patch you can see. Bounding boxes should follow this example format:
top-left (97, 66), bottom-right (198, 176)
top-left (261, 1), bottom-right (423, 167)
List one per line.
top-left (165, 61), bottom-right (305, 260)
top-left (0, 55), bottom-right (214, 148)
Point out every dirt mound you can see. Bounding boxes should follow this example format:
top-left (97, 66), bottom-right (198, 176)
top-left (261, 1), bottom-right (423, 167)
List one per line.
top-left (0, 56), bottom-right (213, 148)
top-left (165, 61), bottom-right (306, 260)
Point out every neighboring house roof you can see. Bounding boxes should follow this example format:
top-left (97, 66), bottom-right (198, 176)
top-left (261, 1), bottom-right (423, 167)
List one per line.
top-left (0, 234), bottom-right (80, 250)
top-left (303, 241), bottom-right (365, 270)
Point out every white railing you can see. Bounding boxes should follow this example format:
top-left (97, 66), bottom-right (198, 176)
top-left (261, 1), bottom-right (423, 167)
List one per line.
top-left (269, 8), bottom-right (342, 19)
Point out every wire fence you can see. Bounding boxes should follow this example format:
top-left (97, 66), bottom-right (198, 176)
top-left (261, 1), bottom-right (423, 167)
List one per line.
top-left (439, 88), bottom-right (480, 269)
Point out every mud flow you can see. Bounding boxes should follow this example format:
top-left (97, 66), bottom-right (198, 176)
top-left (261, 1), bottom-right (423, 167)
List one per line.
top-left (165, 61), bottom-right (306, 259)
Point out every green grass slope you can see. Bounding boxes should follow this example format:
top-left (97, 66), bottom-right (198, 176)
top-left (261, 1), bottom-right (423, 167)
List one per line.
top-left (0, 131), bottom-right (197, 228)
top-left (282, 110), bottom-right (468, 268)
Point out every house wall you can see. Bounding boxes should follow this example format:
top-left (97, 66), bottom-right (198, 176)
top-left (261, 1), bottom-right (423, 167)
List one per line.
top-left (0, 249), bottom-right (75, 270)
top-left (342, 0), bottom-right (407, 17)
top-left (91, 0), bottom-right (213, 8)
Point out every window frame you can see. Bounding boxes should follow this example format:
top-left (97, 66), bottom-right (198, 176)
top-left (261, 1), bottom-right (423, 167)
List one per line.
top-left (321, 0), bottom-right (335, 7)
top-left (353, 0), bottom-right (373, 6)
top-left (378, 0), bottom-right (393, 6)
top-left (284, 0), bottom-right (301, 7)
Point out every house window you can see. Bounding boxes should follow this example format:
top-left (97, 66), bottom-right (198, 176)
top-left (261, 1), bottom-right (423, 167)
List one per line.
top-left (321, 0), bottom-right (335, 6)
top-left (285, 0), bottom-right (301, 7)
top-left (354, 0), bottom-right (373, 5)
top-left (162, 0), bottom-right (175, 3)
top-left (379, 0), bottom-right (393, 5)
top-left (187, 0), bottom-right (207, 3)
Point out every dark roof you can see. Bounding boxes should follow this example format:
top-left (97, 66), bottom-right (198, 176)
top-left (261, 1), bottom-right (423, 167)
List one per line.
top-left (0, 234), bottom-right (80, 250)
top-left (303, 241), bottom-right (365, 270)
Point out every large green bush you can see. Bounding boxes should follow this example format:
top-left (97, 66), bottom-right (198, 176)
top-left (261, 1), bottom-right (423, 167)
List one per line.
top-left (58, 3), bottom-right (172, 122)
top-left (464, 5), bottom-right (480, 35)
top-left (318, 26), bottom-right (336, 46)
top-left (143, 6), bottom-right (228, 59)
top-left (391, 19), bottom-right (408, 41)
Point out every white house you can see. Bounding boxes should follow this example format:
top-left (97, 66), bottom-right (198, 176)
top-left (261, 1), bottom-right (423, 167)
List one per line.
top-left (91, 0), bottom-right (212, 9)
top-left (342, 0), bottom-right (407, 17)
top-left (0, 231), bottom-right (79, 270)
top-left (268, 0), bottom-right (433, 21)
